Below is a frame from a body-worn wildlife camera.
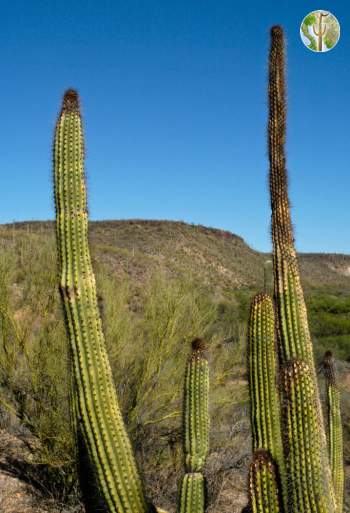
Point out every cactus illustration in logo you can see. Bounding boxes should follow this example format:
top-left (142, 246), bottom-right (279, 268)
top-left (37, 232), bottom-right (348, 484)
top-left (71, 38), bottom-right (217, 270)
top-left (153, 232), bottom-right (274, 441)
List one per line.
top-left (300, 10), bottom-right (340, 52)
top-left (313, 11), bottom-right (329, 51)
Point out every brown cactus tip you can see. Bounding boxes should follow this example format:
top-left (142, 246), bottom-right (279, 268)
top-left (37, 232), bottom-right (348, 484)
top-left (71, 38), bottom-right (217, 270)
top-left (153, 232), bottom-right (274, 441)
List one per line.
top-left (250, 450), bottom-right (275, 473)
top-left (323, 350), bottom-right (336, 385)
top-left (252, 291), bottom-right (271, 305)
top-left (324, 350), bottom-right (333, 362)
top-left (191, 338), bottom-right (207, 353)
top-left (62, 89), bottom-right (80, 113)
top-left (254, 448), bottom-right (272, 464)
top-left (271, 25), bottom-right (284, 38)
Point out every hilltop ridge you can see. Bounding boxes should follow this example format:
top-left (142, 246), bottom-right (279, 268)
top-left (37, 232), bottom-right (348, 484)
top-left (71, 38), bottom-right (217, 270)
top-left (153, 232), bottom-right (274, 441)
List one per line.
top-left (1, 219), bottom-right (349, 291)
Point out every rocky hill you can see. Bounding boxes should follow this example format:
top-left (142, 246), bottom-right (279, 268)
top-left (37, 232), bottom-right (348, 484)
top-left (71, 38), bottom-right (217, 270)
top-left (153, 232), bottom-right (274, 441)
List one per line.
top-left (2, 219), bottom-right (350, 291)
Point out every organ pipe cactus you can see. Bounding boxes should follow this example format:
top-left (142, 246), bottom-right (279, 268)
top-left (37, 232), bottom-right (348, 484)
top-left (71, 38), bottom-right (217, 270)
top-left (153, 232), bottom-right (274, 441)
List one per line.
top-left (247, 25), bottom-right (343, 513)
top-left (268, 25), bottom-right (337, 511)
top-left (53, 90), bottom-right (153, 513)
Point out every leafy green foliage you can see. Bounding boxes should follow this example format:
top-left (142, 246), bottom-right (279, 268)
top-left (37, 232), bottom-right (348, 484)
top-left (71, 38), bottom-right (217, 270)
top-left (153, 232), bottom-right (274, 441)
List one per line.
top-left (307, 293), bottom-right (350, 360)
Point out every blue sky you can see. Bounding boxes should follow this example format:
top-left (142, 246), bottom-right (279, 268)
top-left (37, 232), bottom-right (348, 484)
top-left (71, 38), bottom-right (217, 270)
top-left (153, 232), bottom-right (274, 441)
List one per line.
top-left (1, 0), bottom-right (349, 253)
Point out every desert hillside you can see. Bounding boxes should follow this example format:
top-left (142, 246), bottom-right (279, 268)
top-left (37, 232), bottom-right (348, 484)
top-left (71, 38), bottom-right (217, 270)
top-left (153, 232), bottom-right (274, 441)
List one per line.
top-left (3, 219), bottom-right (350, 290)
top-left (0, 219), bottom-right (349, 512)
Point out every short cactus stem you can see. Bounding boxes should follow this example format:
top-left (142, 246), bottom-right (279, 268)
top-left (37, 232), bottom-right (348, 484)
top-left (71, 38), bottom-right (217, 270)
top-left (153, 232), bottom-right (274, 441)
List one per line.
top-left (323, 352), bottom-right (344, 513)
top-left (179, 473), bottom-right (205, 513)
top-left (180, 340), bottom-right (209, 513)
top-left (248, 293), bottom-right (287, 510)
top-left (184, 339), bottom-right (210, 473)
top-left (249, 450), bottom-right (281, 513)
top-left (248, 293), bottom-right (280, 452)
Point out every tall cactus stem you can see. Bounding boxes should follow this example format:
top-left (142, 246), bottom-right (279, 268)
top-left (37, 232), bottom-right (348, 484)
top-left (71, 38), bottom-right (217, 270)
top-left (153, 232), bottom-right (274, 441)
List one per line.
top-left (268, 27), bottom-right (335, 511)
top-left (323, 351), bottom-right (344, 513)
top-left (53, 89), bottom-right (151, 513)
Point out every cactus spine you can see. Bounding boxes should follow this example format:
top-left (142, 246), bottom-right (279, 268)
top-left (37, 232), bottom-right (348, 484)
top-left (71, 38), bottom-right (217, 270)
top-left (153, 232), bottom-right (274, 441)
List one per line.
top-left (53, 90), bottom-right (151, 513)
top-left (180, 339), bottom-right (209, 513)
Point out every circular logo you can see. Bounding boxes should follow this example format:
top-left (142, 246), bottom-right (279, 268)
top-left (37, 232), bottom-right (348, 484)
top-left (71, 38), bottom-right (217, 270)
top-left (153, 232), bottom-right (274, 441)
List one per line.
top-left (300, 10), bottom-right (340, 52)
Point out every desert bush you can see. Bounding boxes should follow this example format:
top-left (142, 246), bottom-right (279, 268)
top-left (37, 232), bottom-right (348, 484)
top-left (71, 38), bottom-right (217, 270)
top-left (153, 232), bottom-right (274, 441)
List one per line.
top-left (0, 234), bottom-right (247, 504)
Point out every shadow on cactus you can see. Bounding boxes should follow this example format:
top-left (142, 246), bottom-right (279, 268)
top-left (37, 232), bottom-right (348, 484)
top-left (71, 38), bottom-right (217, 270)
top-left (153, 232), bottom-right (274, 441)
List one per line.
top-left (53, 26), bottom-right (343, 513)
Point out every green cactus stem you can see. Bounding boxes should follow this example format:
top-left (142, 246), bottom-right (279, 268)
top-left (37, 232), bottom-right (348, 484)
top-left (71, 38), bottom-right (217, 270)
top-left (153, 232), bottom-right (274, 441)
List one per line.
top-left (180, 339), bottom-right (209, 513)
top-left (248, 293), bottom-right (287, 510)
top-left (53, 89), bottom-right (151, 513)
top-left (281, 359), bottom-right (332, 513)
top-left (312, 11), bottom-right (329, 51)
top-left (323, 351), bottom-right (344, 513)
top-left (179, 473), bottom-right (205, 513)
top-left (183, 338), bottom-right (210, 473)
top-left (249, 450), bottom-right (281, 513)
top-left (268, 27), bottom-right (335, 512)
top-left (69, 380), bottom-right (108, 512)
top-left (268, 25), bottom-right (314, 366)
